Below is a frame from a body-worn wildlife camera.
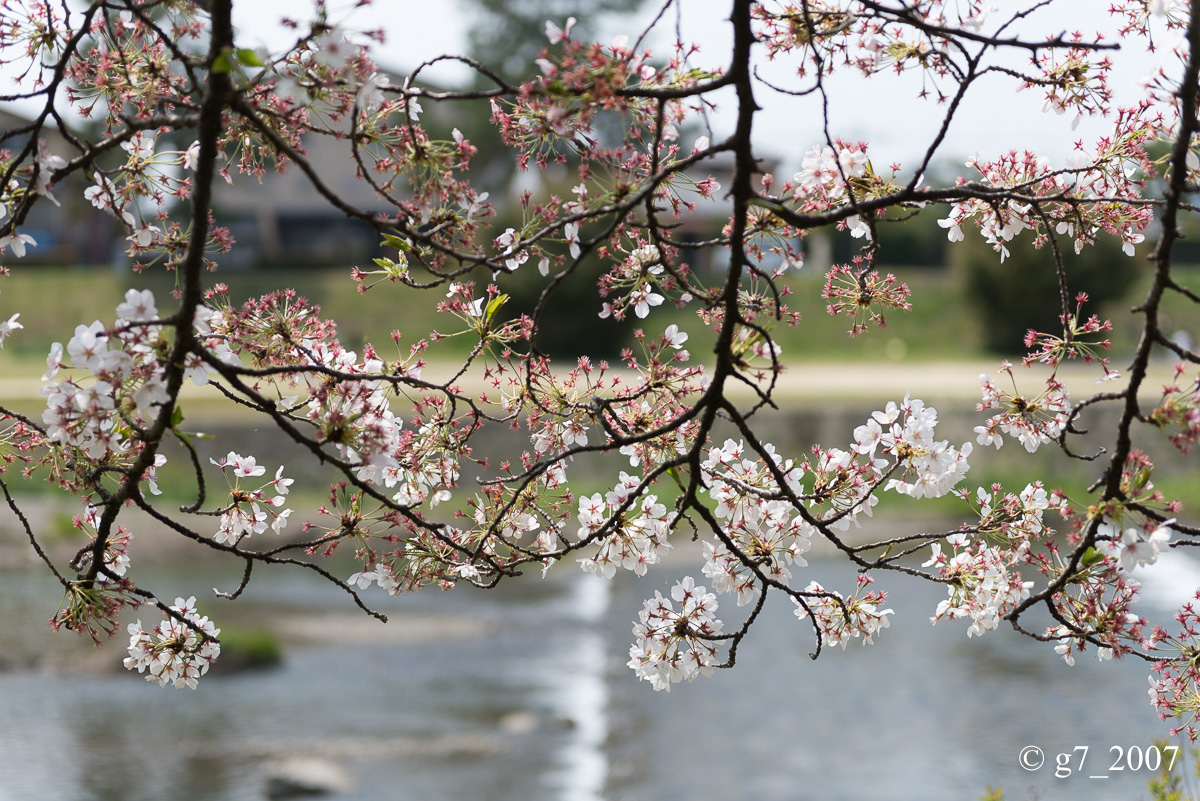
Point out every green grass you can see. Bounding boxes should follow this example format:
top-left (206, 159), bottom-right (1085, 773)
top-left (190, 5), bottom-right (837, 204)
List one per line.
top-left (4, 259), bottom-right (1187, 367)
top-left (658, 267), bottom-right (984, 363)
top-left (0, 263), bottom-right (981, 363)
top-left (1, 266), bottom-right (128, 356)
top-left (212, 626), bottom-right (283, 672)
top-left (0, 264), bottom-right (478, 361)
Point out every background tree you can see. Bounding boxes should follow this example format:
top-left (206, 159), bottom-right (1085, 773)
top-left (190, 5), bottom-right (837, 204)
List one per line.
top-left (956, 227), bottom-right (1142, 353)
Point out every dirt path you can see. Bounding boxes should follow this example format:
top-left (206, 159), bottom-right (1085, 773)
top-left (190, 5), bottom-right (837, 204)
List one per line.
top-left (0, 358), bottom-right (1178, 419)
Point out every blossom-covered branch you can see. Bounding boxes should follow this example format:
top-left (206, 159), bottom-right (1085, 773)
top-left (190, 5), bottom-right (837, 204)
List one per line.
top-left (0, 0), bottom-right (1195, 744)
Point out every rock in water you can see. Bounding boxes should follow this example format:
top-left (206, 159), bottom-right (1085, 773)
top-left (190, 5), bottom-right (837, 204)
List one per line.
top-left (263, 758), bottom-right (353, 798)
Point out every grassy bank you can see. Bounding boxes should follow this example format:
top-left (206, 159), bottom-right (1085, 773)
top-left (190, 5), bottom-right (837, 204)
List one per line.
top-left (0, 265), bottom-right (463, 360)
top-left (0, 263), bottom-right (988, 362)
top-left (3, 261), bottom-right (1189, 366)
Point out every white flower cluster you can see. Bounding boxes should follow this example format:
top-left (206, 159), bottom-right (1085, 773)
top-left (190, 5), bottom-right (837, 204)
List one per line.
top-left (473, 494), bottom-right (541, 543)
top-left (531, 413), bottom-right (588, 454)
top-left (577, 471), bottom-right (673, 578)
top-left (806, 445), bottom-right (879, 527)
top-left (198, 308), bottom-right (452, 512)
top-left (792, 579), bottom-right (893, 649)
top-left (1048, 624), bottom-right (1121, 667)
top-left (1097, 517), bottom-right (1174, 572)
top-left (939, 196), bottom-right (1034, 260)
top-left (0, 151), bottom-right (64, 247)
top-left (76, 503), bottom-right (132, 577)
top-left (617, 403), bottom-right (690, 469)
top-left (124, 596), bottom-right (220, 689)
top-left (300, 342), bottom-right (459, 513)
top-left (699, 438), bottom-right (817, 604)
top-left (42, 290), bottom-right (235, 463)
top-left (701, 438), bottom-right (803, 518)
top-left (792, 143), bottom-right (869, 204)
top-left (209, 451), bottom-right (293, 545)
top-left (934, 145), bottom-right (1150, 261)
top-left (701, 498), bottom-right (814, 607)
top-left (628, 577), bottom-right (723, 691)
top-left (923, 534), bottom-right (1034, 637)
top-left (852, 396), bottom-right (972, 499)
top-left (83, 132), bottom-right (203, 254)
top-left (495, 227), bottom-right (529, 272)
top-left (357, 421), bottom-right (460, 509)
top-left (975, 372), bottom-right (1071, 452)
top-left (973, 482), bottom-right (1058, 557)
top-left (597, 243), bottom-right (666, 320)
top-left (303, 343), bottom-right (404, 467)
top-left (348, 564), bottom-right (401, 593)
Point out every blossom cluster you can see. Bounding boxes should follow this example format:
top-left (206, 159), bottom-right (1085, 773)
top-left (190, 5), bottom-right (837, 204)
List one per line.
top-left (81, 132), bottom-right (216, 266)
top-left (577, 472), bottom-right (674, 579)
top-left (42, 290), bottom-right (170, 462)
top-left (628, 577), bottom-right (724, 691)
top-left (793, 576), bottom-right (893, 650)
top-left (74, 502), bottom-right (133, 578)
top-left (1148, 364), bottom-right (1200, 454)
top-left (1148, 599), bottom-right (1200, 738)
top-left (37, 290), bottom-right (234, 493)
top-left (935, 111), bottom-right (1157, 261)
top-left (752, 1), bottom-right (982, 79)
top-left (792, 142), bottom-right (871, 209)
top-left (823, 261), bottom-right (912, 337)
top-left (974, 363), bottom-right (1071, 452)
top-left (701, 502), bottom-right (814, 607)
top-left (1098, 517), bottom-right (1175, 572)
top-left (209, 451), bottom-right (293, 545)
top-left (923, 533), bottom-right (1034, 638)
top-left (124, 597), bottom-right (220, 690)
top-left (852, 396), bottom-right (972, 500)
top-left (1022, 293), bottom-right (1118, 381)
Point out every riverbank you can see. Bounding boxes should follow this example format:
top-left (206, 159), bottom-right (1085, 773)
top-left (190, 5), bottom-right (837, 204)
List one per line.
top-left (0, 354), bottom-right (1181, 419)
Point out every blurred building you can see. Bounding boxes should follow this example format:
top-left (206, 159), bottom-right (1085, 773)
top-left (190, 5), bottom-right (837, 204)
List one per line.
top-left (0, 107), bottom-right (111, 267)
top-left (209, 129), bottom-right (391, 270)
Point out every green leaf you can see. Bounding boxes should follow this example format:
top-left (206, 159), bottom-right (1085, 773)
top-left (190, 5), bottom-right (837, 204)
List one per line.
top-left (175, 430), bottom-right (213, 449)
top-left (381, 233), bottom-right (413, 252)
top-left (170, 404), bottom-right (184, 427)
top-left (211, 48), bottom-right (235, 74)
top-left (484, 294), bottom-right (509, 327)
top-left (1130, 465), bottom-right (1153, 491)
top-left (666, 465), bottom-right (685, 491)
top-left (373, 256), bottom-right (407, 278)
top-left (235, 48), bottom-right (265, 67)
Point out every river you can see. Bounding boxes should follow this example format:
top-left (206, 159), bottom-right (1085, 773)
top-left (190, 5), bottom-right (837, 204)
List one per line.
top-left (1, 538), bottom-right (1195, 801)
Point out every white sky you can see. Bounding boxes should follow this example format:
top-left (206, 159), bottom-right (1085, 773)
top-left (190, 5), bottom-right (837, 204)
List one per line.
top-left (2, 2), bottom-right (1168, 179)
top-left (227, 0), bottom-right (1170, 176)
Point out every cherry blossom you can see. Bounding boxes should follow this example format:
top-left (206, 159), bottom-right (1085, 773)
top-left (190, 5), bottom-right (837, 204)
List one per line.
top-left (0, 232), bottom-right (36, 257)
top-left (975, 364), bottom-right (1071, 452)
top-left (124, 597), bottom-right (221, 690)
top-left (0, 0), bottom-right (1195, 728)
top-left (793, 577), bottom-right (893, 649)
top-left (628, 577), bottom-right (723, 691)
top-left (0, 313), bottom-right (21, 347)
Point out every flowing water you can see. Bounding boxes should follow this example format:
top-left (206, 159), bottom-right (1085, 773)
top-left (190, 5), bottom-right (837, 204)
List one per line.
top-left (1, 543), bottom-right (1196, 801)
